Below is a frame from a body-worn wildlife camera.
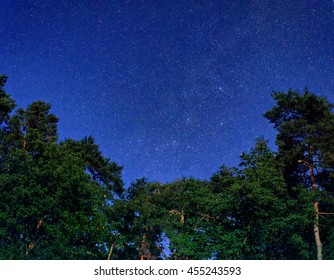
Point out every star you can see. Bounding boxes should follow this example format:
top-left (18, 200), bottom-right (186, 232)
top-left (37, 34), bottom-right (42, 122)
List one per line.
top-left (1, 0), bottom-right (332, 185)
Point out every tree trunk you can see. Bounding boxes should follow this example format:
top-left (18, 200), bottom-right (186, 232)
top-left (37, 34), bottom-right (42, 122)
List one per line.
top-left (107, 243), bottom-right (114, 260)
top-left (308, 154), bottom-right (322, 260)
top-left (139, 232), bottom-right (152, 260)
top-left (180, 209), bottom-right (184, 225)
top-left (313, 201), bottom-right (322, 260)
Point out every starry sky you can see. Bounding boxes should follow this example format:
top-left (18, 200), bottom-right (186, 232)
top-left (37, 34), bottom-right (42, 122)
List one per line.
top-left (1, 0), bottom-right (333, 186)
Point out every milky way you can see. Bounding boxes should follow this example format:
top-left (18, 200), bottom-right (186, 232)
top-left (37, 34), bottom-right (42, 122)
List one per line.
top-left (1, 0), bottom-right (333, 185)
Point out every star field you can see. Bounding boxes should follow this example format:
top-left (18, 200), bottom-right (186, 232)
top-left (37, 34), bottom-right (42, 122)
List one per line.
top-left (1, 0), bottom-right (333, 186)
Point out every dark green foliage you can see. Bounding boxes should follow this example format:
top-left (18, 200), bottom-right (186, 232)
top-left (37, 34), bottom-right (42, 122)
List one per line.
top-left (1, 77), bottom-right (333, 259)
top-left (0, 76), bottom-right (16, 124)
top-left (264, 89), bottom-right (334, 259)
top-left (0, 77), bottom-right (124, 259)
top-left (157, 178), bottom-right (219, 260)
top-left (264, 89), bottom-right (334, 191)
top-left (113, 179), bottom-right (166, 259)
top-left (0, 134), bottom-right (123, 259)
top-left (60, 136), bottom-right (123, 197)
top-left (225, 138), bottom-right (314, 259)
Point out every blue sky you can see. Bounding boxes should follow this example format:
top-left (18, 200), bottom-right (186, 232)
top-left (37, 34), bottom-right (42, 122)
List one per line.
top-left (1, 0), bottom-right (333, 186)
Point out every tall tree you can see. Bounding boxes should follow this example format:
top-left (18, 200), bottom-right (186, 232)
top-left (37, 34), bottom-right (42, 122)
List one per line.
top-left (210, 138), bottom-right (314, 259)
top-left (0, 77), bottom-right (124, 259)
top-left (159, 178), bottom-right (218, 260)
top-left (0, 76), bottom-right (16, 124)
top-left (110, 178), bottom-right (166, 259)
top-left (60, 136), bottom-right (123, 197)
top-left (264, 89), bottom-right (334, 260)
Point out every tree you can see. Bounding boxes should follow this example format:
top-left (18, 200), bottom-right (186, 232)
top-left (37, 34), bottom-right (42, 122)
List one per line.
top-left (60, 136), bottom-right (124, 198)
top-left (264, 89), bottom-right (334, 260)
top-left (158, 178), bottom-right (219, 260)
top-left (210, 138), bottom-right (314, 259)
top-left (0, 76), bottom-right (16, 124)
top-left (2, 76), bottom-right (333, 260)
top-left (110, 178), bottom-right (166, 259)
top-left (113, 177), bottom-right (220, 260)
top-left (0, 77), bottom-right (124, 259)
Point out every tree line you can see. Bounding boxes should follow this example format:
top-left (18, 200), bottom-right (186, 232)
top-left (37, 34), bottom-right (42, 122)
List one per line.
top-left (0, 75), bottom-right (333, 259)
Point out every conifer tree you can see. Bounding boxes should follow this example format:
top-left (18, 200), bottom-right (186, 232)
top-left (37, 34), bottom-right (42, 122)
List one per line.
top-left (0, 76), bottom-right (16, 124)
top-left (264, 89), bottom-right (334, 260)
top-left (0, 77), bottom-right (124, 259)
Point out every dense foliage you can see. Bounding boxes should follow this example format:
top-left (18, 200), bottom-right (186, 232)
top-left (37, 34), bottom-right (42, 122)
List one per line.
top-left (0, 76), bottom-right (333, 259)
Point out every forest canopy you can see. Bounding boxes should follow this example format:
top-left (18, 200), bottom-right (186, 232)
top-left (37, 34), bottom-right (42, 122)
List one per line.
top-left (0, 75), bottom-right (333, 260)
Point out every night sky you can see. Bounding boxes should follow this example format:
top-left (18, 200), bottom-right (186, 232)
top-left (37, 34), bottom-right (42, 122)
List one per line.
top-left (1, 0), bottom-right (333, 186)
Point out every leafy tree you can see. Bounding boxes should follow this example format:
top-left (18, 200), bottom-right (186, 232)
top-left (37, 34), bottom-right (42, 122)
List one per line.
top-left (110, 178), bottom-right (166, 259)
top-left (264, 89), bottom-right (334, 260)
top-left (60, 136), bottom-right (123, 198)
top-left (208, 138), bottom-right (318, 259)
top-left (113, 178), bottom-right (221, 260)
top-left (158, 178), bottom-right (219, 260)
top-left (0, 76), bottom-right (16, 124)
top-left (0, 77), bottom-right (124, 259)
top-left (2, 76), bottom-right (333, 260)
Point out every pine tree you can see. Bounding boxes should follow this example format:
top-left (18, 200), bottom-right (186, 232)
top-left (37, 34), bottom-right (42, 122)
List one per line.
top-left (264, 89), bottom-right (334, 260)
top-left (0, 77), bottom-right (124, 259)
top-left (0, 76), bottom-right (16, 124)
